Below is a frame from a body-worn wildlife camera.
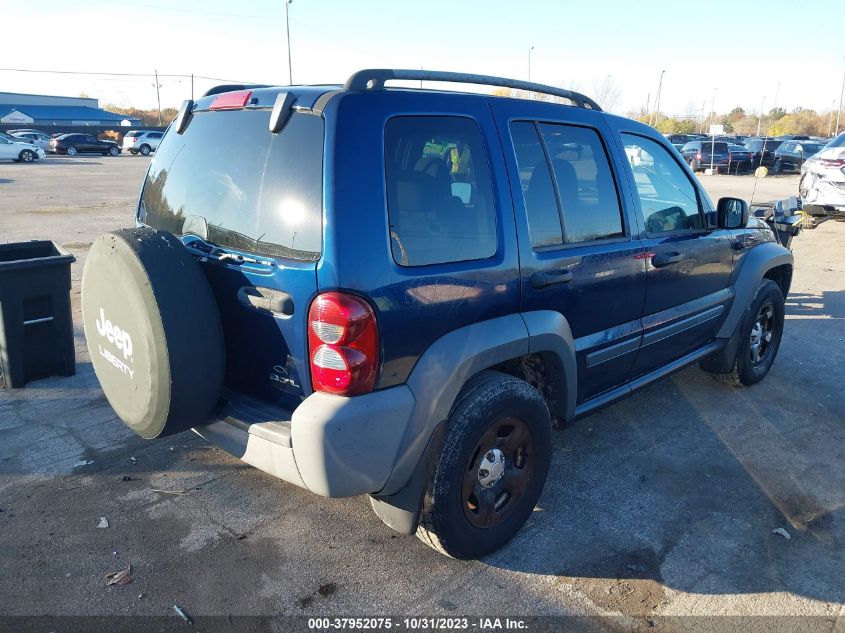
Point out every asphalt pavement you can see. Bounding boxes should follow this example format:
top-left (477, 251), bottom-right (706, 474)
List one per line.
top-left (1, 156), bottom-right (843, 632)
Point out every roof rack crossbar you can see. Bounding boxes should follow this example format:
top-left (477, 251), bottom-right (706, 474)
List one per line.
top-left (343, 69), bottom-right (602, 111)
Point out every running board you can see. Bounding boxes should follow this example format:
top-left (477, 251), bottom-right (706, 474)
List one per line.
top-left (573, 339), bottom-right (724, 420)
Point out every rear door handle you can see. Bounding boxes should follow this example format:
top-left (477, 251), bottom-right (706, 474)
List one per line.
top-left (530, 269), bottom-right (573, 289)
top-left (651, 252), bottom-right (684, 268)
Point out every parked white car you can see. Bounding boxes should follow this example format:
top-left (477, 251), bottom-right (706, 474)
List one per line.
top-left (0, 136), bottom-right (45, 163)
top-left (122, 130), bottom-right (163, 156)
top-left (10, 130), bottom-right (52, 152)
top-left (800, 132), bottom-right (845, 214)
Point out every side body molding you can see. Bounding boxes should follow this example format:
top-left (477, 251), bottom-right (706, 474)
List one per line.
top-left (717, 242), bottom-right (793, 339)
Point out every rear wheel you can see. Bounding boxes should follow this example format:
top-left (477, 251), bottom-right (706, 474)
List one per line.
top-left (416, 371), bottom-right (551, 559)
top-left (772, 158), bottom-right (782, 174)
top-left (139, 144), bottom-right (151, 156)
top-left (710, 279), bottom-right (784, 387)
top-left (108, 146), bottom-right (120, 156)
top-left (18, 150), bottom-right (35, 163)
top-left (65, 146), bottom-right (78, 156)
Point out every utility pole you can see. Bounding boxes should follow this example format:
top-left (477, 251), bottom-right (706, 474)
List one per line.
top-left (650, 69), bottom-right (665, 127)
top-left (709, 88), bottom-right (717, 173)
top-left (837, 57), bottom-right (845, 135)
top-left (154, 69), bottom-right (162, 126)
top-left (645, 93), bottom-right (650, 121)
top-left (653, 70), bottom-right (665, 127)
top-left (828, 100), bottom-right (835, 137)
top-left (191, 73), bottom-right (194, 101)
top-left (527, 46), bottom-right (534, 100)
top-left (756, 95), bottom-right (765, 136)
top-left (285, 0), bottom-right (293, 85)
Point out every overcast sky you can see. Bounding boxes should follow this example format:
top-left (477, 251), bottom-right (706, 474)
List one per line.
top-left (2, 0), bottom-right (842, 117)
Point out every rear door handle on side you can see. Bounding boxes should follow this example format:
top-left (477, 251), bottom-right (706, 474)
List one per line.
top-left (530, 269), bottom-right (573, 289)
top-left (651, 252), bottom-right (685, 268)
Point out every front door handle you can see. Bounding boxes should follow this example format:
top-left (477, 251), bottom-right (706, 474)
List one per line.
top-left (651, 251), bottom-right (684, 268)
top-left (531, 269), bottom-right (573, 289)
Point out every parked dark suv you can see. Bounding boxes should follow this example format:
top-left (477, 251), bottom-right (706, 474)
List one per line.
top-left (743, 137), bottom-right (784, 168)
top-left (49, 133), bottom-right (121, 156)
top-left (680, 140), bottom-right (730, 172)
top-left (772, 140), bottom-right (824, 174)
top-left (81, 69), bottom-right (794, 559)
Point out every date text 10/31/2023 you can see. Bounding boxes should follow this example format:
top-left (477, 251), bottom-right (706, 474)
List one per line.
top-left (307, 617), bottom-right (528, 631)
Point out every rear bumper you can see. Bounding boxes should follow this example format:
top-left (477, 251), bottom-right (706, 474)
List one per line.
top-left (193, 385), bottom-right (416, 497)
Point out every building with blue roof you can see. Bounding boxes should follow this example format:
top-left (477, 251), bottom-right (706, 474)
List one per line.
top-left (0, 92), bottom-right (141, 127)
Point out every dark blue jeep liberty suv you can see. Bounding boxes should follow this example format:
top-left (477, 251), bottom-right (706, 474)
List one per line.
top-left (81, 69), bottom-right (794, 559)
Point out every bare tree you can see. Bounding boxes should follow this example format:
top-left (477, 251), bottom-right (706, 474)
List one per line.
top-left (592, 75), bottom-right (622, 112)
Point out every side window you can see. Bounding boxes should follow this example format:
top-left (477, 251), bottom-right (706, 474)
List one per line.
top-left (621, 134), bottom-right (703, 234)
top-left (384, 116), bottom-right (497, 266)
top-left (539, 123), bottom-right (624, 243)
top-left (510, 122), bottom-right (562, 248)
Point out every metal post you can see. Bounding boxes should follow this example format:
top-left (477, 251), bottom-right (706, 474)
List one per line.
top-left (527, 46), bottom-right (534, 100)
top-left (837, 58), bottom-right (845, 135)
top-left (154, 69), bottom-right (162, 126)
top-left (756, 96), bottom-right (765, 137)
top-left (285, 0), bottom-right (293, 85)
top-left (645, 93), bottom-right (650, 121)
top-left (709, 87), bottom-right (717, 173)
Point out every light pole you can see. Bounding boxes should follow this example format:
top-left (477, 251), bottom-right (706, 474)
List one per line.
top-left (285, 0), bottom-right (293, 85)
top-left (837, 57), bottom-right (845, 135)
top-left (756, 95), bottom-right (766, 136)
top-left (650, 69), bottom-right (665, 127)
top-left (709, 87), bottom-right (717, 173)
top-left (829, 99), bottom-right (836, 137)
top-left (527, 46), bottom-right (534, 100)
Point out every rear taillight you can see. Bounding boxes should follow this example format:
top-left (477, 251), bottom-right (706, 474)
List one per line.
top-left (308, 292), bottom-right (379, 396)
top-left (696, 152), bottom-right (702, 160)
top-left (821, 158), bottom-right (845, 168)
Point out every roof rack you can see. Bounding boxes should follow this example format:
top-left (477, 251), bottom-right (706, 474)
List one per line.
top-left (343, 69), bottom-right (602, 111)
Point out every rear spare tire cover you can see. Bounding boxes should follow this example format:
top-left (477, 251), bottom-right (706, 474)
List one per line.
top-left (81, 227), bottom-right (225, 439)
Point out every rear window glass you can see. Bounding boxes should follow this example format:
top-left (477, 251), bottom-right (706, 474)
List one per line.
top-left (385, 116), bottom-right (497, 266)
top-left (125, 131), bottom-right (141, 137)
top-left (139, 109), bottom-right (323, 261)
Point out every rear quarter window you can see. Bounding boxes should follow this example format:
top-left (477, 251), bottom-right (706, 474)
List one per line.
top-left (384, 116), bottom-right (497, 267)
top-left (139, 109), bottom-right (324, 260)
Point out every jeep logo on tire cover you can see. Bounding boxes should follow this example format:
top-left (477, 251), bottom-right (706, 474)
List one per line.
top-left (95, 307), bottom-right (134, 378)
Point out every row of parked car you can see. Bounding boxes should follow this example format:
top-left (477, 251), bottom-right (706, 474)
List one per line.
top-left (0, 128), bottom-right (162, 162)
top-left (665, 132), bottom-right (829, 175)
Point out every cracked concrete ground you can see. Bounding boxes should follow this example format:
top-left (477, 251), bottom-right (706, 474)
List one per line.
top-left (1, 157), bottom-right (843, 632)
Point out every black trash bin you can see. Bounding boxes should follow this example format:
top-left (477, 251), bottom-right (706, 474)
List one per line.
top-left (0, 241), bottom-right (76, 388)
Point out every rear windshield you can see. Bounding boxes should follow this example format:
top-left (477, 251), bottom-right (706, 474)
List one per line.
top-left (125, 131), bottom-right (141, 137)
top-left (703, 142), bottom-right (728, 152)
top-left (139, 109), bottom-right (323, 261)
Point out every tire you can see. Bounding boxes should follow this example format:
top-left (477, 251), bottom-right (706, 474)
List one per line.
top-left (139, 144), bottom-right (151, 156)
top-left (129, 149), bottom-right (138, 155)
top-left (18, 150), bottom-right (35, 163)
top-left (710, 279), bottom-right (785, 387)
top-left (416, 371), bottom-right (552, 559)
top-left (65, 146), bottom-right (78, 156)
top-left (108, 146), bottom-right (120, 156)
top-left (772, 159), bottom-right (782, 175)
top-left (81, 228), bottom-right (225, 439)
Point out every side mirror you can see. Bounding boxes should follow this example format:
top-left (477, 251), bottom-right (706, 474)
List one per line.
top-left (717, 197), bottom-right (749, 229)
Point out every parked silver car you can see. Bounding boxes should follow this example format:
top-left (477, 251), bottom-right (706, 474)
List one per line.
top-left (9, 131), bottom-right (52, 152)
top-left (800, 132), bottom-right (845, 214)
top-left (122, 130), bottom-right (163, 156)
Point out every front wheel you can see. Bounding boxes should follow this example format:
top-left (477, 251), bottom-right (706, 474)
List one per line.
top-left (772, 159), bottom-right (782, 174)
top-left (711, 279), bottom-right (785, 387)
top-left (416, 371), bottom-right (551, 559)
top-left (18, 150), bottom-right (36, 163)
